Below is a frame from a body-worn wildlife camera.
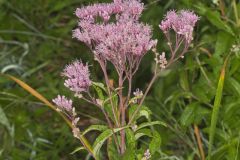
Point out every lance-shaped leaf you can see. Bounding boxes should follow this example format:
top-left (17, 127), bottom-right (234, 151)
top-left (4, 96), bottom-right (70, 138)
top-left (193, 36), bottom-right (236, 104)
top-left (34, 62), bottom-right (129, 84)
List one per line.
top-left (208, 56), bottom-right (229, 160)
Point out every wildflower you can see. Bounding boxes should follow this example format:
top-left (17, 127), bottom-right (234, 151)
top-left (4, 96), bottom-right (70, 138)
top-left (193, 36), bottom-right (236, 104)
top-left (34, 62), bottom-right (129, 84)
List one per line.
top-left (159, 10), bottom-right (199, 43)
top-left (72, 107), bottom-right (77, 117)
top-left (72, 127), bottom-right (80, 138)
top-left (144, 149), bottom-right (151, 159)
top-left (131, 124), bottom-right (138, 132)
top-left (72, 117), bottom-right (80, 138)
top-left (131, 88), bottom-right (143, 103)
top-left (62, 60), bottom-right (91, 93)
top-left (73, 0), bottom-right (156, 74)
top-left (155, 52), bottom-right (167, 69)
top-left (52, 95), bottom-right (73, 112)
top-left (75, 0), bottom-right (144, 22)
top-left (73, 117), bottom-right (80, 126)
top-left (231, 44), bottom-right (240, 53)
top-left (133, 88), bottom-right (143, 98)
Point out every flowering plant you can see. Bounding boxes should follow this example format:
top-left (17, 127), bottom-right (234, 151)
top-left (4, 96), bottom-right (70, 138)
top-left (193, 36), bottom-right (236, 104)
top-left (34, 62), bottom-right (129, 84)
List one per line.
top-left (52, 0), bottom-right (198, 159)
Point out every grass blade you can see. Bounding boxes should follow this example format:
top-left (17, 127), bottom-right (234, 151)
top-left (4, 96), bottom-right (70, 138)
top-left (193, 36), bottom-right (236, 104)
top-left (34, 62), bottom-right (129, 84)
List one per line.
top-left (2, 74), bottom-right (95, 158)
top-left (0, 105), bottom-right (12, 136)
top-left (208, 56), bottom-right (230, 160)
top-left (5, 75), bottom-right (68, 122)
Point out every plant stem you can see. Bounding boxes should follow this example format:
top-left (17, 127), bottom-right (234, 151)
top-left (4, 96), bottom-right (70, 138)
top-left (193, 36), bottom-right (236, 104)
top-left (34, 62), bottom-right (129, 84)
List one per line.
top-left (194, 124), bottom-right (206, 160)
top-left (98, 59), bottom-right (120, 127)
top-left (125, 74), bottom-right (132, 108)
top-left (118, 73), bottom-right (126, 154)
top-left (128, 63), bottom-right (158, 125)
top-left (219, 0), bottom-right (225, 17)
top-left (82, 96), bottom-right (121, 153)
top-left (101, 108), bottom-right (121, 153)
top-left (232, 0), bottom-right (240, 27)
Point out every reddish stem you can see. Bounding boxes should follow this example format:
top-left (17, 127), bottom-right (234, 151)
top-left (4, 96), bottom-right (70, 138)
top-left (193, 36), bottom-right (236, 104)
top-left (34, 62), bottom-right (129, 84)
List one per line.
top-left (118, 73), bottom-right (126, 154)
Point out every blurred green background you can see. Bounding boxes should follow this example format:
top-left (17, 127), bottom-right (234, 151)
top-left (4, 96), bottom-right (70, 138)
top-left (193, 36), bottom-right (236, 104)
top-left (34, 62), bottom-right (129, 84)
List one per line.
top-left (1, 0), bottom-right (240, 159)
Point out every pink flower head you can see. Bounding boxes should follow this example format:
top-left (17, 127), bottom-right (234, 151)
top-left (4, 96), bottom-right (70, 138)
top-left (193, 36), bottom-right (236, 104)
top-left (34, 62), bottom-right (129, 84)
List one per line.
top-left (75, 0), bottom-right (143, 22)
top-left (52, 95), bottom-right (72, 112)
top-left (73, 0), bottom-right (156, 74)
top-left (62, 60), bottom-right (91, 93)
top-left (159, 10), bottom-right (178, 32)
top-left (159, 10), bottom-right (199, 43)
top-left (94, 21), bottom-right (156, 71)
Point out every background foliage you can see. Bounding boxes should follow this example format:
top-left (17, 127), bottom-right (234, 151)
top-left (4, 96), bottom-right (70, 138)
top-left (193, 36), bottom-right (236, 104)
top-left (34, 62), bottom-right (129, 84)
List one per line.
top-left (1, 0), bottom-right (240, 159)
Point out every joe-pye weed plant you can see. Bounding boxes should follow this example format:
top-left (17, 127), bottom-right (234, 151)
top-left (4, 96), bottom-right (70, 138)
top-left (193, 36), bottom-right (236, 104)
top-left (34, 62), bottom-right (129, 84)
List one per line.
top-left (50, 0), bottom-right (199, 159)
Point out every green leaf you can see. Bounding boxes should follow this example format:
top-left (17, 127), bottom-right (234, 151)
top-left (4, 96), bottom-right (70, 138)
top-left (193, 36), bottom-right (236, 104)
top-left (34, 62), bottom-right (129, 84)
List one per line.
top-left (104, 104), bottom-right (115, 123)
top-left (211, 138), bottom-right (239, 159)
top-left (194, 106), bottom-right (210, 124)
top-left (103, 93), bottom-right (119, 123)
top-left (107, 137), bottom-right (121, 160)
top-left (223, 100), bottom-right (240, 129)
top-left (192, 84), bottom-right (212, 103)
top-left (149, 131), bottom-right (161, 155)
top-left (180, 102), bottom-right (198, 127)
top-left (136, 121), bottom-right (167, 131)
top-left (138, 106), bottom-right (152, 121)
top-left (215, 31), bottom-right (233, 57)
top-left (135, 129), bottom-right (153, 140)
top-left (92, 82), bottom-right (105, 100)
top-left (92, 82), bottom-right (107, 92)
top-left (208, 56), bottom-right (229, 160)
top-left (93, 126), bottom-right (129, 158)
top-left (70, 147), bottom-right (85, 154)
top-left (93, 129), bottom-right (112, 159)
top-left (121, 128), bottom-right (136, 160)
top-left (129, 105), bottom-right (152, 122)
top-left (180, 102), bottom-right (210, 127)
top-left (82, 125), bottom-right (108, 136)
top-left (125, 128), bottom-right (136, 149)
top-left (129, 105), bottom-right (138, 121)
top-left (227, 77), bottom-right (240, 97)
top-left (205, 10), bottom-right (234, 35)
top-left (179, 70), bottom-right (190, 91)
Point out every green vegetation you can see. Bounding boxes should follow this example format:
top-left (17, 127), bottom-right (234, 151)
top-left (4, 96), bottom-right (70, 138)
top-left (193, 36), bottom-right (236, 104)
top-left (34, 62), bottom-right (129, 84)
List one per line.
top-left (1, 0), bottom-right (240, 159)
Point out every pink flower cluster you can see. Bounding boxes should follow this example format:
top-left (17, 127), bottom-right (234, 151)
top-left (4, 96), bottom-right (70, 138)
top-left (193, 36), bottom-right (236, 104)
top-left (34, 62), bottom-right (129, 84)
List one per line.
top-left (52, 95), bottom-right (73, 112)
top-left (75, 0), bottom-right (143, 22)
top-left (159, 10), bottom-right (199, 43)
top-left (52, 61), bottom-right (91, 112)
top-left (62, 60), bottom-right (91, 93)
top-left (73, 0), bottom-right (156, 74)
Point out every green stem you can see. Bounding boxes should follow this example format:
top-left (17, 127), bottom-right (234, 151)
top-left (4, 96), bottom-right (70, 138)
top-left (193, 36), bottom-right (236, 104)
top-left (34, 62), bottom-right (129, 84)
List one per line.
top-left (232, 0), bottom-right (240, 27)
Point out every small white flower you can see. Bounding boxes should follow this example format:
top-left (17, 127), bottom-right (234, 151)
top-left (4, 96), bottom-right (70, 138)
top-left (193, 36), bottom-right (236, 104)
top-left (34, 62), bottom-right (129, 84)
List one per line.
top-left (152, 47), bottom-right (157, 53)
top-left (144, 149), bottom-right (151, 160)
top-left (231, 44), bottom-right (240, 53)
top-left (73, 117), bottom-right (80, 125)
top-left (133, 88), bottom-right (143, 98)
top-left (56, 108), bottom-right (61, 112)
top-left (74, 93), bottom-right (83, 98)
top-left (131, 124), bottom-right (138, 132)
top-left (72, 127), bottom-right (80, 138)
top-left (72, 107), bottom-right (77, 117)
top-left (157, 52), bottom-right (167, 69)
